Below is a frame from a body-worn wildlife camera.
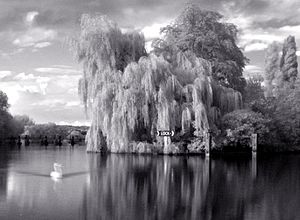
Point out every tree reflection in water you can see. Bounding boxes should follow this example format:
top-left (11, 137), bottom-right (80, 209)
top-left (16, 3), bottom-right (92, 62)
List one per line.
top-left (80, 154), bottom-right (300, 220)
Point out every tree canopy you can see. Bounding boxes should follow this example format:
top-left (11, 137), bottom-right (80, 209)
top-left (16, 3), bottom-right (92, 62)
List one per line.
top-left (264, 42), bottom-right (282, 98)
top-left (152, 4), bottom-right (248, 93)
top-left (0, 91), bottom-right (9, 111)
top-left (0, 91), bottom-right (33, 143)
top-left (73, 14), bottom-right (243, 153)
top-left (280, 35), bottom-right (298, 88)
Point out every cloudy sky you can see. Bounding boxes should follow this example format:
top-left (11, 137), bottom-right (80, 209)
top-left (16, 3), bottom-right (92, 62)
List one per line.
top-left (0, 0), bottom-right (300, 125)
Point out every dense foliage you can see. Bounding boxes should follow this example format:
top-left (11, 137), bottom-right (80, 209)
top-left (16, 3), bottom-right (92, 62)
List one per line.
top-left (0, 91), bottom-right (34, 144)
top-left (243, 76), bottom-right (264, 106)
top-left (24, 123), bottom-right (89, 142)
top-left (71, 7), bottom-right (299, 153)
top-left (280, 36), bottom-right (298, 88)
top-left (73, 13), bottom-right (243, 153)
top-left (152, 5), bottom-right (248, 93)
top-left (264, 42), bottom-right (281, 98)
top-left (12, 115), bottom-right (35, 136)
top-left (274, 88), bottom-right (300, 146)
top-left (256, 35), bottom-right (300, 149)
top-left (221, 110), bottom-right (271, 148)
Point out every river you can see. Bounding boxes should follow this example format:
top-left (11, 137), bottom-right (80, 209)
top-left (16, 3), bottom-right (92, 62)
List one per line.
top-left (0, 145), bottom-right (299, 220)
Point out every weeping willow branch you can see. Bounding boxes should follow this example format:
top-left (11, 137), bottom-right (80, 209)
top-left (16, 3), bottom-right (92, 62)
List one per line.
top-left (72, 15), bottom-right (243, 153)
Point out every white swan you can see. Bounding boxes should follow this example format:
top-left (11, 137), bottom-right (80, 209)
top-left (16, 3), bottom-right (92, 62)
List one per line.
top-left (50, 163), bottom-right (63, 179)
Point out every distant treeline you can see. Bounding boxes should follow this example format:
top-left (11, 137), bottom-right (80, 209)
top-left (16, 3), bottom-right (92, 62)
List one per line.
top-left (0, 90), bottom-right (89, 146)
top-left (24, 123), bottom-right (89, 143)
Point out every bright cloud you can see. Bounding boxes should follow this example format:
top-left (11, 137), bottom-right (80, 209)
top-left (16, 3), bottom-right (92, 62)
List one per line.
top-left (0, 82), bottom-right (22, 105)
top-left (35, 66), bottom-right (81, 75)
top-left (241, 33), bottom-right (284, 43)
top-left (0, 69), bottom-right (85, 124)
top-left (65, 101), bottom-right (81, 107)
top-left (31, 99), bottom-right (65, 107)
top-left (279, 25), bottom-right (300, 34)
top-left (31, 99), bottom-right (82, 109)
top-left (14, 72), bottom-right (35, 80)
top-left (57, 120), bottom-right (90, 126)
top-left (13, 72), bottom-right (51, 95)
top-left (67, 88), bottom-right (77, 95)
top-left (244, 42), bottom-right (268, 52)
top-left (13, 28), bottom-right (57, 47)
top-left (34, 42), bottom-right (52, 48)
top-left (245, 65), bottom-right (263, 72)
top-left (142, 22), bottom-right (170, 40)
top-left (225, 15), bottom-right (253, 30)
top-left (141, 21), bottom-right (171, 52)
top-left (244, 65), bottom-right (264, 79)
top-left (0, 70), bottom-right (12, 79)
top-left (25, 11), bottom-right (39, 26)
top-left (145, 41), bottom-right (152, 53)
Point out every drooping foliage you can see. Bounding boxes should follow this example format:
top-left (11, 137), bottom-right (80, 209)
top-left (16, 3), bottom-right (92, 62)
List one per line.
top-left (152, 4), bottom-right (248, 94)
top-left (280, 35), bottom-right (298, 88)
top-left (73, 15), bottom-right (243, 152)
top-left (264, 42), bottom-right (282, 97)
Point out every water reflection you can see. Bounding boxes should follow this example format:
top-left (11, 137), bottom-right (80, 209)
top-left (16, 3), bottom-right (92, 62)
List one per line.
top-left (0, 147), bottom-right (88, 220)
top-left (1, 147), bottom-right (300, 220)
top-left (80, 154), bottom-right (300, 220)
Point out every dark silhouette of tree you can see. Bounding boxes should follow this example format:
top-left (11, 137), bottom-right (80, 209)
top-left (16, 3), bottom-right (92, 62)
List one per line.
top-left (0, 91), bottom-right (36, 144)
top-left (0, 91), bottom-right (13, 143)
top-left (0, 91), bottom-right (9, 111)
top-left (13, 115), bottom-right (35, 135)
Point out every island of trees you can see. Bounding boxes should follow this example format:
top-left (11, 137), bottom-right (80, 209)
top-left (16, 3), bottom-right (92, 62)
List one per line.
top-left (1, 5), bottom-right (298, 153)
top-left (69, 5), bottom-right (300, 154)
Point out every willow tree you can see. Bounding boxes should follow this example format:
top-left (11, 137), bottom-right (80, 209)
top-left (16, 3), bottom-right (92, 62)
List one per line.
top-left (73, 14), bottom-right (243, 153)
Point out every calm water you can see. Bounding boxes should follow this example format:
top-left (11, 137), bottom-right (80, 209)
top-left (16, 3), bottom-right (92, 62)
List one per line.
top-left (0, 145), bottom-right (300, 220)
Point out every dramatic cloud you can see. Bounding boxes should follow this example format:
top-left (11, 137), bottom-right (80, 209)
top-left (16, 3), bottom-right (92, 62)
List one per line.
top-left (0, 68), bottom-right (84, 123)
top-left (0, 0), bottom-right (299, 124)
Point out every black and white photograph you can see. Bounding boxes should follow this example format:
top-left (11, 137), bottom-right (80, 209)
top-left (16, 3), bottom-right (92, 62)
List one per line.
top-left (0, 0), bottom-right (300, 219)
